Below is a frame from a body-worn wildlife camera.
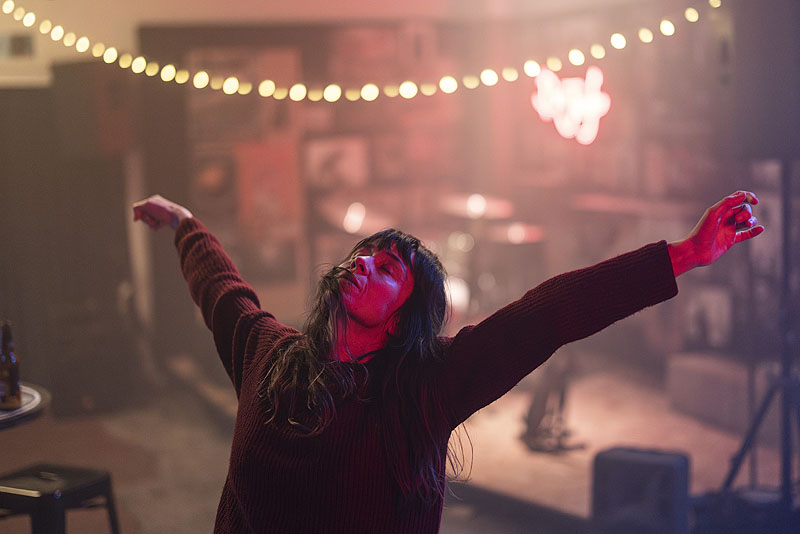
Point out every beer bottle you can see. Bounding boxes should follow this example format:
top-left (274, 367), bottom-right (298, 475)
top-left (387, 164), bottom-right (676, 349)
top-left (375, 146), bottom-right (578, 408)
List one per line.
top-left (0, 326), bottom-right (6, 406)
top-left (0, 321), bottom-right (21, 410)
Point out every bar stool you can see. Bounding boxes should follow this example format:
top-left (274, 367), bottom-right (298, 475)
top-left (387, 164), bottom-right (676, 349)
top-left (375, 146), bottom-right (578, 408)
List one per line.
top-left (0, 463), bottom-right (120, 534)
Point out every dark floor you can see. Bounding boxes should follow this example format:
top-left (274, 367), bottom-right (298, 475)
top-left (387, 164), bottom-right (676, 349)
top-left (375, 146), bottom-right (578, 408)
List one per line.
top-left (1, 349), bottom-right (794, 533)
top-left (1, 376), bottom-right (589, 534)
top-left (442, 483), bottom-right (588, 534)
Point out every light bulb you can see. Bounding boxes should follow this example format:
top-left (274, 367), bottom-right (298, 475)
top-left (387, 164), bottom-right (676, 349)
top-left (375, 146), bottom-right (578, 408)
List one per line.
top-left (175, 70), bottom-right (190, 84)
top-left (546, 57), bottom-right (562, 71)
top-left (523, 60), bottom-right (541, 77)
top-left (222, 77), bottom-right (240, 95)
top-left (360, 83), bottom-right (379, 101)
top-left (590, 44), bottom-right (606, 59)
top-left (399, 81), bottom-right (418, 99)
top-left (420, 83), bottom-right (437, 96)
top-left (462, 75), bottom-right (480, 89)
top-left (132, 57), bottom-right (148, 74)
top-left (480, 69), bottom-right (499, 86)
top-left (161, 64), bottom-right (177, 82)
top-left (439, 76), bottom-right (458, 94)
top-left (322, 84), bottom-right (341, 102)
top-left (193, 71), bottom-right (210, 89)
top-left (75, 37), bottom-right (90, 53)
top-left (568, 49), bottom-right (585, 66)
top-left (610, 33), bottom-right (627, 50)
top-left (344, 88), bottom-right (360, 101)
top-left (289, 83), bottom-right (307, 101)
top-left (103, 47), bottom-right (118, 64)
top-left (118, 53), bottom-right (133, 69)
top-left (51, 25), bottom-right (65, 42)
top-left (383, 85), bottom-right (399, 98)
top-left (501, 67), bottom-right (519, 82)
top-left (258, 80), bottom-right (276, 97)
top-left (91, 42), bottom-right (105, 57)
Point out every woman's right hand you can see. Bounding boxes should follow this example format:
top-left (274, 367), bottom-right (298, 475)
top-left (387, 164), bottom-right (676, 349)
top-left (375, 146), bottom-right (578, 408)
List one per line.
top-left (133, 194), bottom-right (193, 230)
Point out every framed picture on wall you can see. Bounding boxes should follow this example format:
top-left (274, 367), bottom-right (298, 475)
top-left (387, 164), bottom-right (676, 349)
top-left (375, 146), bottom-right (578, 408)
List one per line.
top-left (190, 152), bottom-right (238, 241)
top-left (304, 135), bottom-right (370, 191)
top-left (230, 138), bottom-right (303, 284)
top-left (371, 132), bottom-right (406, 183)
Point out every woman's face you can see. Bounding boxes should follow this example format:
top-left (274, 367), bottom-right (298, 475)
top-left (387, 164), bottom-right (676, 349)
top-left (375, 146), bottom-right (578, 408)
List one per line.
top-left (339, 243), bottom-right (415, 337)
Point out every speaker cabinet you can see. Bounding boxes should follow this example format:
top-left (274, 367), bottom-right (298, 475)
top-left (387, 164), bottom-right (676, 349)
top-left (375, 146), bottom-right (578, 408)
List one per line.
top-left (592, 447), bottom-right (690, 534)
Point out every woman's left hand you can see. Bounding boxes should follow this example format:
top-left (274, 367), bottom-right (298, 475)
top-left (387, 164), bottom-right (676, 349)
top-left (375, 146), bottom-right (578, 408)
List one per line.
top-left (668, 190), bottom-right (764, 277)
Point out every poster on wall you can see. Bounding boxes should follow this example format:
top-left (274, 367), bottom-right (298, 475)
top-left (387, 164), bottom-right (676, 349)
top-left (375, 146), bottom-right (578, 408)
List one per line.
top-left (190, 152), bottom-right (238, 241)
top-left (186, 47), bottom-right (304, 285)
top-left (233, 138), bottom-right (302, 284)
top-left (303, 136), bottom-right (370, 191)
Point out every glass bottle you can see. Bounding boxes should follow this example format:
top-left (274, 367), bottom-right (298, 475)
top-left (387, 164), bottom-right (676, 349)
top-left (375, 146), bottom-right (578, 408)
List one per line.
top-left (0, 321), bottom-right (21, 410)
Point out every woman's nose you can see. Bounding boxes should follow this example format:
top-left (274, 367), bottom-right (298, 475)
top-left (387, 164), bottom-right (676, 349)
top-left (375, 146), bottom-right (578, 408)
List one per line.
top-left (353, 255), bottom-right (370, 274)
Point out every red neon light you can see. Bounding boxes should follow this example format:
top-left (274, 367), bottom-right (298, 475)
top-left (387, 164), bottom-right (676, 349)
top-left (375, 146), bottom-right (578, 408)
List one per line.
top-left (531, 66), bottom-right (611, 145)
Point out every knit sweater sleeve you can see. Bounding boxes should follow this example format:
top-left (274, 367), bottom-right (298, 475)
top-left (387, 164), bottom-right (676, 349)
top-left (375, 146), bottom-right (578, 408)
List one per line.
top-left (174, 218), bottom-right (299, 395)
top-left (438, 241), bottom-right (678, 428)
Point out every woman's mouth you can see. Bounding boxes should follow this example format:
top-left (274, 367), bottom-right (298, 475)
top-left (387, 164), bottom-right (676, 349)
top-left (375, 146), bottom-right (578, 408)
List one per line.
top-left (342, 271), bottom-right (361, 292)
top-left (340, 271), bottom-right (361, 292)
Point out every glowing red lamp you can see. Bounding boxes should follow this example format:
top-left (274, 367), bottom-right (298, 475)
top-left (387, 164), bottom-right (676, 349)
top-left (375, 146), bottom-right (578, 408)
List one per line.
top-left (531, 66), bottom-right (611, 145)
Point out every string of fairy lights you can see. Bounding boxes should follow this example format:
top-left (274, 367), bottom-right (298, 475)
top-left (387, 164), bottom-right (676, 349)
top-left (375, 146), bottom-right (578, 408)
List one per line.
top-left (1, 0), bottom-right (724, 102)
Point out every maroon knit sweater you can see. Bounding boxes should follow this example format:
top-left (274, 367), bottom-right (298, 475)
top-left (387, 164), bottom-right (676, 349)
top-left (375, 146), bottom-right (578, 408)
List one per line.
top-left (175, 218), bottom-right (678, 533)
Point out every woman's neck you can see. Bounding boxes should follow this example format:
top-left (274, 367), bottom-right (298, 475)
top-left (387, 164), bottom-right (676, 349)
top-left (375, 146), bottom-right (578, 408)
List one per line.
top-left (329, 320), bottom-right (387, 363)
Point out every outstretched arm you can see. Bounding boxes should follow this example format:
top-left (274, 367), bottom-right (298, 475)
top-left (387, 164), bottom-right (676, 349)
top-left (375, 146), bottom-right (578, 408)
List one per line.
top-left (668, 190), bottom-right (764, 277)
top-left (439, 190), bottom-right (764, 427)
top-left (131, 194), bottom-right (295, 393)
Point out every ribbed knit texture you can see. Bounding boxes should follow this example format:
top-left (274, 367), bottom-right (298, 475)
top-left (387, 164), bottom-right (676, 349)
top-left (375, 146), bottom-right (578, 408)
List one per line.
top-left (175, 218), bottom-right (679, 533)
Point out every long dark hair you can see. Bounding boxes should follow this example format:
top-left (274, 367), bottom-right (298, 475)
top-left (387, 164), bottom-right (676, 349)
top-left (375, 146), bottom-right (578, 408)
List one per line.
top-left (257, 228), bottom-right (464, 503)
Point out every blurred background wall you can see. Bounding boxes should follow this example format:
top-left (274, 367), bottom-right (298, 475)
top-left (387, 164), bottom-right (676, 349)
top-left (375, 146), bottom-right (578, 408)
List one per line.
top-left (1, 0), bottom-right (798, 435)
